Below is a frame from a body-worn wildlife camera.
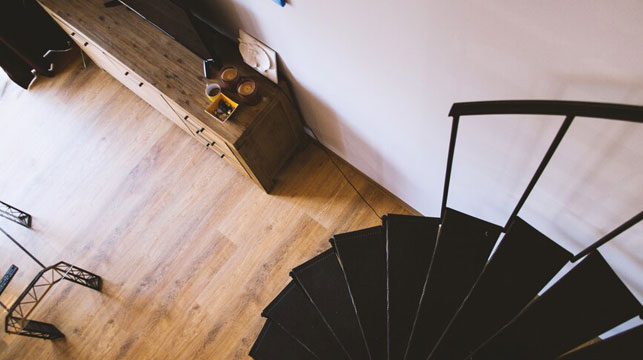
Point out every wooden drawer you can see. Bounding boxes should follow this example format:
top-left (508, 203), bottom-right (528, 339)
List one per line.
top-left (175, 108), bottom-right (248, 173)
top-left (181, 115), bottom-right (225, 154)
top-left (99, 53), bottom-right (145, 93)
top-left (163, 97), bottom-right (237, 158)
top-left (201, 128), bottom-right (234, 157)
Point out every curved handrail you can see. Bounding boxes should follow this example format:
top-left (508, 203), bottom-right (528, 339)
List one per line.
top-left (441, 99), bottom-right (643, 260)
top-left (449, 100), bottom-right (643, 123)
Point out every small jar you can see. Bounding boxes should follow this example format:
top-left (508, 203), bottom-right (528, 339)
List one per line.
top-left (237, 78), bottom-right (260, 105)
top-left (219, 66), bottom-right (239, 89)
top-left (205, 83), bottom-right (221, 101)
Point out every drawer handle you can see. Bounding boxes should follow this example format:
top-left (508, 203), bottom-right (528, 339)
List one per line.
top-left (125, 71), bottom-right (129, 76)
top-left (83, 42), bottom-right (89, 47)
top-left (138, 82), bottom-right (144, 87)
top-left (70, 32), bottom-right (75, 36)
top-left (205, 142), bottom-right (225, 158)
top-left (182, 115), bottom-right (205, 136)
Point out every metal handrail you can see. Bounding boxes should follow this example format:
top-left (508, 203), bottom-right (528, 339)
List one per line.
top-left (449, 100), bottom-right (643, 123)
top-left (571, 211), bottom-right (643, 262)
top-left (441, 100), bottom-right (643, 260)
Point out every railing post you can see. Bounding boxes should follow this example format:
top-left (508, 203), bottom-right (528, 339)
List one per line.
top-left (441, 116), bottom-right (459, 220)
top-left (503, 115), bottom-right (574, 231)
top-left (571, 211), bottom-right (643, 262)
top-left (0, 226), bottom-right (45, 269)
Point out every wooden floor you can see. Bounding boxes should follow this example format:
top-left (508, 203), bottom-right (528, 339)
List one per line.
top-left (0, 58), bottom-right (412, 359)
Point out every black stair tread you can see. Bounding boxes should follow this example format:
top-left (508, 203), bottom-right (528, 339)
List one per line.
top-left (428, 217), bottom-right (572, 360)
top-left (331, 226), bottom-right (387, 360)
top-left (385, 214), bottom-right (441, 360)
top-left (405, 208), bottom-right (502, 360)
top-left (249, 320), bottom-right (318, 360)
top-left (262, 281), bottom-right (350, 360)
top-left (291, 248), bottom-right (370, 360)
top-left (559, 323), bottom-right (643, 360)
top-left (473, 252), bottom-right (643, 360)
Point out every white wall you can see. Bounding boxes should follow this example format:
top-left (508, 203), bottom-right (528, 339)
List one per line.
top-left (199, 0), bottom-right (643, 305)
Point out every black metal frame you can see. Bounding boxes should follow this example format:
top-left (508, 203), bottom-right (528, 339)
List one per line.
top-left (1, 224), bottom-right (103, 340)
top-left (4, 261), bottom-right (102, 339)
top-left (0, 227), bottom-right (45, 268)
top-left (441, 100), bottom-right (643, 261)
top-left (0, 201), bottom-right (32, 228)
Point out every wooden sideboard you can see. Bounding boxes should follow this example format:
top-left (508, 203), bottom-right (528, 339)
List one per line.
top-left (37, 0), bottom-right (305, 192)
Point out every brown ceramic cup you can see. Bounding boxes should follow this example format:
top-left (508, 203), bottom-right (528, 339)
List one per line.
top-left (219, 66), bottom-right (240, 89)
top-left (237, 78), bottom-right (260, 105)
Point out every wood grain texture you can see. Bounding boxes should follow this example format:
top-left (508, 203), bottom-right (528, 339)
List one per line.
top-left (0, 59), bottom-right (411, 359)
top-left (38, 0), bottom-right (305, 192)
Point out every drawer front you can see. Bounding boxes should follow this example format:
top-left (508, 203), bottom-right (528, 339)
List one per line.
top-left (163, 96), bottom-right (201, 134)
top-left (100, 54), bottom-right (146, 94)
top-left (165, 98), bottom-right (228, 150)
top-left (178, 110), bottom-right (248, 173)
top-left (163, 97), bottom-right (238, 158)
top-left (200, 127), bottom-right (233, 157)
top-left (181, 116), bottom-right (225, 154)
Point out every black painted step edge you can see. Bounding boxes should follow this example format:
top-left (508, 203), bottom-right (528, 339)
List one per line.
top-left (427, 216), bottom-right (573, 359)
top-left (249, 320), bottom-right (274, 358)
top-left (330, 226), bottom-right (383, 247)
top-left (289, 248), bottom-right (361, 359)
top-left (330, 227), bottom-right (385, 360)
top-left (443, 207), bottom-right (505, 234)
top-left (404, 222), bottom-right (442, 358)
top-left (262, 281), bottom-right (346, 359)
top-left (262, 281), bottom-right (297, 318)
top-left (249, 320), bottom-right (320, 360)
top-left (290, 248), bottom-right (336, 276)
top-left (270, 319), bottom-right (320, 358)
top-left (384, 213), bottom-right (442, 360)
top-left (468, 252), bottom-right (643, 358)
top-left (407, 208), bottom-right (502, 359)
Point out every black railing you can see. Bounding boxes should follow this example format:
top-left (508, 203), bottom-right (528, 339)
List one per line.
top-left (441, 100), bottom-right (643, 261)
top-left (448, 100), bottom-right (643, 123)
top-left (571, 211), bottom-right (643, 262)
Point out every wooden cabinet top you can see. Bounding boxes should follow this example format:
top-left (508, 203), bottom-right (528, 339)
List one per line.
top-left (38, 0), bottom-right (283, 146)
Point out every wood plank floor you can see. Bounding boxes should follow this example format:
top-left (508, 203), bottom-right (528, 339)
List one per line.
top-left (0, 58), bottom-right (412, 359)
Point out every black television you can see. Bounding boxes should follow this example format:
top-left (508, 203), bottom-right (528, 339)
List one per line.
top-left (117, 0), bottom-right (220, 67)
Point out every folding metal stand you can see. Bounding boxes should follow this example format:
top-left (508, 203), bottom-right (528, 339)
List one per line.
top-left (4, 261), bottom-right (101, 339)
top-left (0, 201), bottom-right (32, 228)
top-left (1, 206), bottom-right (102, 340)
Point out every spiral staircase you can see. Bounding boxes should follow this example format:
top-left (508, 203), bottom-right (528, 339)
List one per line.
top-left (249, 101), bottom-right (643, 360)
